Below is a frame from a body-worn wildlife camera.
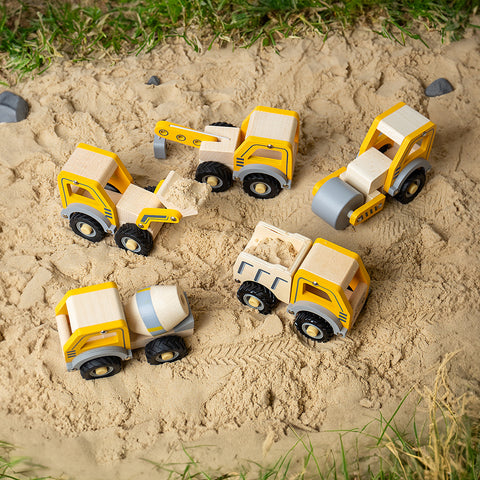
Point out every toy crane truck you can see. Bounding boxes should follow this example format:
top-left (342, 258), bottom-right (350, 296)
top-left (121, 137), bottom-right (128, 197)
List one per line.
top-left (58, 143), bottom-right (209, 256)
top-left (55, 282), bottom-right (194, 380)
top-left (311, 102), bottom-right (436, 229)
top-left (233, 222), bottom-right (370, 342)
top-left (154, 106), bottom-right (300, 199)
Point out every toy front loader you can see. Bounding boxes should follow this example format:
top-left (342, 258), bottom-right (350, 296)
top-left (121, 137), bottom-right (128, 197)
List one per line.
top-left (58, 143), bottom-right (209, 256)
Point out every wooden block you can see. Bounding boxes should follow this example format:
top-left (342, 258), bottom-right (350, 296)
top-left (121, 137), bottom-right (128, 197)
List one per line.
top-left (342, 148), bottom-right (392, 196)
top-left (56, 314), bottom-right (72, 349)
top-left (66, 286), bottom-right (125, 332)
top-left (62, 145), bottom-right (118, 186)
top-left (199, 126), bottom-right (241, 166)
top-left (348, 281), bottom-right (369, 319)
top-left (245, 110), bottom-right (298, 146)
top-left (300, 242), bottom-right (359, 291)
top-left (378, 104), bottom-right (430, 145)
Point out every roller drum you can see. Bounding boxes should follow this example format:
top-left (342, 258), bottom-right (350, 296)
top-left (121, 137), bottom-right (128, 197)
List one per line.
top-left (312, 177), bottom-right (364, 230)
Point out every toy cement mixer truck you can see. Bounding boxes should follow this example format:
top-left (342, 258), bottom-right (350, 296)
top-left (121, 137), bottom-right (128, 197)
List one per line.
top-left (55, 282), bottom-right (194, 380)
top-left (311, 102), bottom-right (436, 229)
top-left (233, 222), bottom-right (370, 343)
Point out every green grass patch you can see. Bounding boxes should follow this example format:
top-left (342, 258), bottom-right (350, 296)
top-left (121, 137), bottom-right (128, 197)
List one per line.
top-left (0, 0), bottom-right (478, 79)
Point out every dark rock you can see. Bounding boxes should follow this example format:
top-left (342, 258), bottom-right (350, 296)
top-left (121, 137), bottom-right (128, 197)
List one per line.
top-left (146, 75), bottom-right (161, 86)
top-left (425, 78), bottom-right (454, 97)
top-left (0, 91), bottom-right (29, 123)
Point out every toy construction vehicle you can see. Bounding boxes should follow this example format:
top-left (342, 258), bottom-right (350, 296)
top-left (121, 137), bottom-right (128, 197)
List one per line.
top-left (55, 282), bottom-right (194, 380)
top-left (58, 143), bottom-right (208, 256)
top-left (311, 102), bottom-right (436, 229)
top-left (233, 222), bottom-right (370, 342)
top-left (154, 106), bottom-right (300, 199)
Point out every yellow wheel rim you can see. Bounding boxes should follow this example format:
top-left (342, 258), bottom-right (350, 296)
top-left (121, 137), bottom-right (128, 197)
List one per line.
top-left (206, 176), bottom-right (219, 187)
top-left (306, 325), bottom-right (320, 338)
top-left (254, 183), bottom-right (267, 194)
top-left (125, 239), bottom-right (139, 251)
top-left (80, 223), bottom-right (93, 236)
top-left (94, 366), bottom-right (109, 376)
top-left (161, 351), bottom-right (174, 361)
top-left (247, 297), bottom-right (261, 308)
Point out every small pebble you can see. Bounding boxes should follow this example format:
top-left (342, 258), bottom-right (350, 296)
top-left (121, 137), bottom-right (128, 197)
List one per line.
top-left (146, 75), bottom-right (161, 86)
top-left (425, 78), bottom-right (454, 97)
top-left (0, 91), bottom-right (29, 122)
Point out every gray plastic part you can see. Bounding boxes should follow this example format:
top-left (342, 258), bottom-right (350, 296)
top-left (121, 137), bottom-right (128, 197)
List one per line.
top-left (311, 177), bottom-right (364, 230)
top-left (0, 91), bottom-right (29, 123)
top-left (173, 295), bottom-right (195, 334)
top-left (146, 75), bottom-right (161, 86)
top-left (232, 164), bottom-right (290, 189)
top-left (154, 134), bottom-right (167, 159)
top-left (66, 346), bottom-right (132, 371)
top-left (61, 203), bottom-right (116, 234)
top-left (287, 300), bottom-right (346, 336)
top-left (425, 78), bottom-right (453, 97)
top-left (387, 158), bottom-right (431, 196)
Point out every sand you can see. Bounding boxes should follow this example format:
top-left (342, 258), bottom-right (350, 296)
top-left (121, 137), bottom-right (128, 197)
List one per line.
top-left (0, 26), bottom-right (479, 478)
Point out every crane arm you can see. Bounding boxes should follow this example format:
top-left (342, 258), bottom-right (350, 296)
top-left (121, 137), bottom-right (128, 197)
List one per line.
top-left (154, 121), bottom-right (220, 149)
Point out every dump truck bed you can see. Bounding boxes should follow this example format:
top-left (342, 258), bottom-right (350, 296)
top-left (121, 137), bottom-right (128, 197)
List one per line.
top-left (233, 222), bottom-right (312, 304)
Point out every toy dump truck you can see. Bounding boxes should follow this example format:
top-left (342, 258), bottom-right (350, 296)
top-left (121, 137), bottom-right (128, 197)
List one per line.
top-left (58, 143), bottom-right (209, 256)
top-left (311, 102), bottom-right (436, 229)
top-left (154, 106), bottom-right (300, 199)
top-left (233, 222), bottom-right (370, 342)
top-left (55, 282), bottom-right (194, 380)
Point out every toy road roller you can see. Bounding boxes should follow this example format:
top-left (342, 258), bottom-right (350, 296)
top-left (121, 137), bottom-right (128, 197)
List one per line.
top-left (312, 103), bottom-right (436, 229)
top-left (55, 282), bottom-right (194, 380)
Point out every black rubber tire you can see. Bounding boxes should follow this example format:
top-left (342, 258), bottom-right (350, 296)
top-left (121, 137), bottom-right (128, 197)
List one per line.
top-left (209, 122), bottom-right (235, 127)
top-left (242, 173), bottom-right (282, 199)
top-left (80, 356), bottom-right (122, 380)
top-left (394, 169), bottom-right (426, 204)
top-left (294, 311), bottom-right (334, 343)
top-left (237, 281), bottom-right (278, 315)
top-left (114, 223), bottom-right (153, 256)
top-left (144, 185), bottom-right (157, 193)
top-left (145, 336), bottom-right (187, 365)
top-left (195, 161), bottom-right (233, 193)
top-left (69, 212), bottom-right (106, 242)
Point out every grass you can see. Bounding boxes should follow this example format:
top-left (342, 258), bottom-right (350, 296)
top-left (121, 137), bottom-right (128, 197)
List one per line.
top-left (2, 356), bottom-right (479, 479)
top-left (0, 1), bottom-right (478, 80)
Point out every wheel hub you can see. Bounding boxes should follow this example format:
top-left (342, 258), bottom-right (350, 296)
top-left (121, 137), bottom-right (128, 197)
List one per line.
top-left (407, 182), bottom-right (419, 195)
top-left (247, 296), bottom-right (261, 308)
top-left (94, 366), bottom-right (109, 376)
top-left (206, 176), bottom-right (219, 187)
top-left (125, 239), bottom-right (139, 251)
top-left (161, 351), bottom-right (174, 361)
top-left (306, 325), bottom-right (320, 338)
top-left (254, 183), bottom-right (267, 194)
top-left (79, 223), bottom-right (93, 236)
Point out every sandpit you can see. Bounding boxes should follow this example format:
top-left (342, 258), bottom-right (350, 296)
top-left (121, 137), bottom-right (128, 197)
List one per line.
top-left (0, 27), bottom-right (479, 479)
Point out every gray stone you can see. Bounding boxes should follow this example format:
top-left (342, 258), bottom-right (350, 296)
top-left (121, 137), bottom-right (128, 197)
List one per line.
top-left (154, 134), bottom-right (167, 159)
top-left (425, 78), bottom-right (454, 97)
top-left (0, 91), bottom-right (29, 123)
top-left (146, 75), bottom-right (161, 86)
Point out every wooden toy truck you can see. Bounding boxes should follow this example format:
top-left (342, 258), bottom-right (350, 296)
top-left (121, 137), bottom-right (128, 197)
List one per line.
top-left (311, 102), bottom-right (436, 229)
top-left (55, 282), bottom-right (194, 380)
top-left (58, 143), bottom-right (209, 256)
top-left (154, 106), bottom-right (300, 199)
top-left (233, 222), bottom-right (370, 342)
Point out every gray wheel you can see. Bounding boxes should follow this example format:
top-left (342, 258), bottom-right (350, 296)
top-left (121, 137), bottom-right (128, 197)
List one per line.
top-left (145, 336), bottom-right (187, 365)
top-left (394, 169), bottom-right (426, 204)
top-left (69, 213), bottom-right (106, 242)
top-left (237, 281), bottom-right (278, 315)
top-left (80, 356), bottom-right (122, 380)
top-left (114, 223), bottom-right (153, 256)
top-left (312, 177), bottom-right (364, 230)
top-left (294, 311), bottom-right (334, 343)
